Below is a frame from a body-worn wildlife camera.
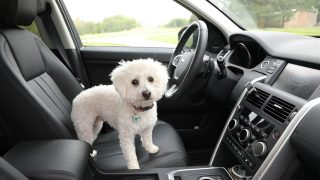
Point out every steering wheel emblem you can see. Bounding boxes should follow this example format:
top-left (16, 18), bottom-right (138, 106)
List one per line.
top-left (181, 58), bottom-right (185, 63)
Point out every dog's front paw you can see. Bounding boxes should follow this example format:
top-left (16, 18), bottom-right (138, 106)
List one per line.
top-left (146, 145), bottom-right (159, 154)
top-left (128, 163), bottom-right (140, 169)
top-left (90, 149), bottom-right (97, 157)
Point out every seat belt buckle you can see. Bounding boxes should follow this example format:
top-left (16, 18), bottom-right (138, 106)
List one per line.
top-left (76, 77), bottom-right (85, 89)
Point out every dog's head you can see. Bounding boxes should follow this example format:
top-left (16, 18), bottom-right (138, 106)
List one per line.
top-left (110, 58), bottom-right (169, 107)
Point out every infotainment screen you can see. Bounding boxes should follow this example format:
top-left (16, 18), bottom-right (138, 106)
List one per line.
top-left (273, 63), bottom-right (320, 99)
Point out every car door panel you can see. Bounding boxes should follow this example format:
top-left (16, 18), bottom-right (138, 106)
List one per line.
top-left (81, 46), bottom-right (172, 85)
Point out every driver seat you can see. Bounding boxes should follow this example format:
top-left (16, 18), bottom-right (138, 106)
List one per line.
top-left (0, 0), bottom-right (186, 171)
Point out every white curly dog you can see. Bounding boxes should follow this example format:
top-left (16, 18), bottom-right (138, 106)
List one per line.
top-left (71, 58), bottom-right (169, 169)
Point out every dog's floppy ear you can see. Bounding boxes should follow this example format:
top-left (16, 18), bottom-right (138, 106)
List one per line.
top-left (110, 61), bottom-right (128, 97)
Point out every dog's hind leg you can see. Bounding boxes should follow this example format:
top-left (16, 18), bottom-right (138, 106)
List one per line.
top-left (140, 127), bottom-right (159, 154)
top-left (75, 122), bottom-right (95, 145)
top-left (92, 117), bottom-right (104, 140)
top-left (118, 131), bottom-right (140, 169)
top-left (72, 111), bottom-right (96, 145)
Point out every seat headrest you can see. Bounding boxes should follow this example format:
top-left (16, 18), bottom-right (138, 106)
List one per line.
top-left (0, 0), bottom-right (37, 26)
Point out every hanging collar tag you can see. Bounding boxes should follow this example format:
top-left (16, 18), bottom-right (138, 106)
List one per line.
top-left (132, 114), bottom-right (140, 122)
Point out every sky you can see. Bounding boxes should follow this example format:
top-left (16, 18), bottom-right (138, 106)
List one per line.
top-left (63, 0), bottom-right (192, 27)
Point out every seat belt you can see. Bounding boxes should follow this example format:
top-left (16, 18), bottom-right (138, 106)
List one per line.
top-left (39, 6), bottom-right (85, 88)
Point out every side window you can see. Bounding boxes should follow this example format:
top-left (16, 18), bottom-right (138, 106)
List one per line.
top-left (21, 21), bottom-right (40, 37)
top-left (63, 0), bottom-right (196, 47)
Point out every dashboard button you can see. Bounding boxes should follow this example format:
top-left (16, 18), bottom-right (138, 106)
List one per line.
top-left (272, 59), bottom-right (281, 66)
top-left (273, 130), bottom-right (281, 139)
top-left (228, 119), bottom-right (239, 131)
top-left (266, 66), bottom-right (277, 74)
top-left (239, 129), bottom-right (251, 142)
top-left (255, 127), bottom-right (261, 133)
top-left (252, 135), bottom-right (257, 141)
top-left (261, 132), bottom-right (268, 138)
top-left (252, 141), bottom-right (268, 157)
top-left (261, 60), bottom-right (269, 68)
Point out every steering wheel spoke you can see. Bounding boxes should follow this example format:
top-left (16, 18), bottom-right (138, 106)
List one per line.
top-left (165, 84), bottom-right (177, 98)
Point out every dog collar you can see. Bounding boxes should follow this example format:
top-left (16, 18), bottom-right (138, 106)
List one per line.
top-left (131, 104), bottom-right (154, 123)
top-left (133, 104), bottom-right (154, 112)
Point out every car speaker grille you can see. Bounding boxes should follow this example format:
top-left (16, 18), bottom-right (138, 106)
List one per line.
top-left (246, 88), bottom-right (270, 109)
top-left (264, 96), bottom-right (295, 123)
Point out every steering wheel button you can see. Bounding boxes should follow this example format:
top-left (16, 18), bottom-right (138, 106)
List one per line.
top-left (172, 55), bottom-right (181, 66)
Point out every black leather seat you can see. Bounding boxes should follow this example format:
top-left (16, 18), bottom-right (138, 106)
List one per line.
top-left (0, 157), bottom-right (28, 180)
top-left (0, 0), bottom-right (186, 171)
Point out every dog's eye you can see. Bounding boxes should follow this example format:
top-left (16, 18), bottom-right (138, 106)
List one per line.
top-left (131, 79), bottom-right (139, 86)
top-left (148, 77), bottom-right (154, 82)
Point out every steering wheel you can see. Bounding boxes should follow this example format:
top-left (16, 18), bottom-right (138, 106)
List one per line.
top-left (165, 20), bottom-right (208, 100)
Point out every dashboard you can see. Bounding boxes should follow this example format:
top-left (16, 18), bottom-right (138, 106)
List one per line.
top-left (216, 31), bottom-right (320, 102)
top-left (273, 64), bottom-right (320, 100)
top-left (208, 31), bottom-right (320, 179)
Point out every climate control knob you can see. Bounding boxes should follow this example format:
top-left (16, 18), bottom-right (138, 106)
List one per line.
top-left (228, 119), bottom-right (239, 131)
top-left (239, 128), bottom-right (251, 142)
top-left (252, 141), bottom-right (268, 157)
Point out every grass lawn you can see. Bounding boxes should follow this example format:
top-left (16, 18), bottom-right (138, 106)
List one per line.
top-left (81, 27), bottom-right (180, 40)
top-left (82, 41), bottom-right (125, 46)
top-left (145, 33), bottom-right (178, 44)
top-left (80, 27), bottom-right (181, 46)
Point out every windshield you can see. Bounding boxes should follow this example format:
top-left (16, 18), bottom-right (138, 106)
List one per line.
top-left (208, 0), bottom-right (320, 36)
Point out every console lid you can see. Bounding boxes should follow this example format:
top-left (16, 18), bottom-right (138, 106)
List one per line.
top-left (3, 140), bottom-right (90, 180)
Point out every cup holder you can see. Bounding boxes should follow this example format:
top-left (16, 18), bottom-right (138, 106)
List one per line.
top-left (228, 165), bottom-right (252, 180)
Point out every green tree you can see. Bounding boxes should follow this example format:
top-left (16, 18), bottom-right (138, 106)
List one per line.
top-left (73, 18), bottom-right (100, 35)
top-left (216, 0), bottom-right (320, 27)
top-left (73, 15), bottom-right (140, 35)
top-left (100, 15), bottom-right (140, 32)
top-left (163, 18), bottom-right (189, 28)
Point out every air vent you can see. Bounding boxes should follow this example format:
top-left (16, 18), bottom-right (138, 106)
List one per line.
top-left (264, 96), bottom-right (295, 123)
top-left (247, 88), bottom-right (270, 109)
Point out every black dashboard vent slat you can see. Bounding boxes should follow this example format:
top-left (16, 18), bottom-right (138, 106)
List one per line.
top-left (246, 88), bottom-right (270, 109)
top-left (264, 96), bottom-right (295, 123)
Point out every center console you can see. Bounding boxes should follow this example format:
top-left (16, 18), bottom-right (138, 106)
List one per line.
top-left (210, 75), bottom-right (306, 179)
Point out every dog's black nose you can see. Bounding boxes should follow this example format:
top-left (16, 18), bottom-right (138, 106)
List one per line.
top-left (142, 90), bottom-right (151, 100)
